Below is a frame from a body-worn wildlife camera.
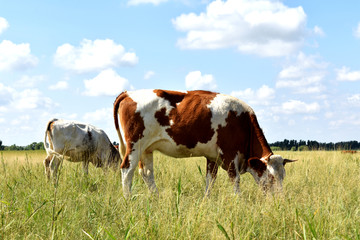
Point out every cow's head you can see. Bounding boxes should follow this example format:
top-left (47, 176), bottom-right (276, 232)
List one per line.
top-left (247, 155), bottom-right (295, 193)
top-left (105, 144), bottom-right (121, 171)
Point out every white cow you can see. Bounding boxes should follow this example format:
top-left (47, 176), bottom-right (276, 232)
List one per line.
top-left (43, 119), bottom-right (120, 181)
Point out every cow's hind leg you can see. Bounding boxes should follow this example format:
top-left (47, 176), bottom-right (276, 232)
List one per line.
top-left (49, 155), bottom-right (62, 184)
top-left (139, 152), bottom-right (158, 195)
top-left (205, 158), bottom-right (218, 197)
top-left (82, 161), bottom-right (89, 175)
top-left (43, 155), bottom-right (52, 180)
top-left (121, 149), bottom-right (141, 198)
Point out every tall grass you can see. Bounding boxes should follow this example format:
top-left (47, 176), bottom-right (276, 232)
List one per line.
top-left (0, 150), bottom-right (359, 239)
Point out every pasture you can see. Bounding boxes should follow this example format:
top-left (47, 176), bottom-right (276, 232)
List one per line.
top-left (0, 150), bottom-right (359, 239)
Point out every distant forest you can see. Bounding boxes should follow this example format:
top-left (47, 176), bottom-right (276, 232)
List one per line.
top-left (0, 140), bottom-right (119, 151)
top-left (270, 139), bottom-right (360, 151)
top-left (1, 139), bottom-right (359, 151)
top-left (0, 141), bottom-right (45, 151)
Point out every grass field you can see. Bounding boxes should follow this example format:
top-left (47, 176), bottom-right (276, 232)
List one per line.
top-left (0, 150), bottom-right (359, 239)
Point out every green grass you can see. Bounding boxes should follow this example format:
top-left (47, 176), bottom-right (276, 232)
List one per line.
top-left (0, 150), bottom-right (359, 239)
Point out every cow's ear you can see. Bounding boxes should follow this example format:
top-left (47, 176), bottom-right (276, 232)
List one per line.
top-left (248, 157), bottom-right (267, 173)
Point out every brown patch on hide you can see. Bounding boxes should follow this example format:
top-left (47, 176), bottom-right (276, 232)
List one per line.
top-left (114, 92), bottom-right (145, 169)
top-left (44, 155), bottom-right (52, 167)
top-left (113, 92), bottom-right (128, 132)
top-left (248, 157), bottom-right (267, 177)
top-left (206, 159), bottom-right (218, 179)
top-left (47, 119), bottom-right (56, 132)
top-left (160, 90), bottom-right (217, 149)
top-left (216, 111), bottom-right (251, 169)
top-left (46, 119), bottom-right (57, 150)
top-left (138, 160), bottom-right (143, 169)
top-left (248, 113), bottom-right (272, 160)
top-left (154, 107), bottom-right (170, 126)
top-left (153, 89), bottom-right (186, 107)
top-left (216, 111), bottom-right (273, 173)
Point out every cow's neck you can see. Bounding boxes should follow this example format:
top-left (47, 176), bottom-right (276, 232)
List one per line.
top-left (249, 113), bottom-right (273, 160)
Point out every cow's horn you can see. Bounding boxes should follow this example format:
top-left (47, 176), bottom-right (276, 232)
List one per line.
top-left (283, 159), bottom-right (297, 165)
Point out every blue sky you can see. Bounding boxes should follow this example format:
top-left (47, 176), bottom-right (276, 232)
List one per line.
top-left (1, 0), bottom-right (360, 146)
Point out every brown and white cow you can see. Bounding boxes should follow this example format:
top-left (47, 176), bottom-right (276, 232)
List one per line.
top-left (43, 119), bottom-right (120, 181)
top-left (113, 89), bottom-right (295, 197)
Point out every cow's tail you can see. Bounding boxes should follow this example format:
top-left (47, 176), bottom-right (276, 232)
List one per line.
top-left (113, 91), bottom-right (128, 159)
top-left (44, 119), bottom-right (57, 156)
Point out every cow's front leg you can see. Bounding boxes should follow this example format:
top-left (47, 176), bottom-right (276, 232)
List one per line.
top-left (226, 157), bottom-right (241, 194)
top-left (139, 152), bottom-right (158, 195)
top-left (205, 158), bottom-right (218, 197)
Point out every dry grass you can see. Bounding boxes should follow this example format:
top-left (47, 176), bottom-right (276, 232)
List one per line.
top-left (0, 150), bottom-right (359, 239)
top-left (1, 150), bottom-right (46, 164)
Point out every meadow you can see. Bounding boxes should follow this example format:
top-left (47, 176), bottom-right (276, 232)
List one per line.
top-left (0, 150), bottom-right (359, 239)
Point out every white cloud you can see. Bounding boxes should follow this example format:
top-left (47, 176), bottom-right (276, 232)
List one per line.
top-left (172, 0), bottom-right (307, 57)
top-left (325, 112), bottom-right (334, 119)
top-left (144, 70), bottom-right (155, 80)
top-left (276, 52), bottom-right (327, 94)
top-left (288, 119), bottom-right (296, 126)
top-left (0, 80), bottom-right (55, 112)
top-left (354, 22), bottom-right (360, 39)
top-left (274, 100), bottom-right (320, 114)
top-left (0, 83), bottom-right (15, 108)
top-left (49, 81), bottom-right (68, 90)
top-left (231, 85), bottom-right (275, 106)
top-left (11, 115), bottom-right (30, 126)
top-left (1, 82), bottom-right (54, 111)
top-left (303, 116), bottom-right (317, 121)
top-left (128, 0), bottom-right (168, 6)
top-left (54, 39), bottom-right (138, 73)
top-left (0, 17), bottom-right (9, 35)
top-left (12, 88), bottom-right (54, 110)
top-left (313, 26), bottom-right (325, 36)
top-left (348, 94), bottom-right (360, 106)
top-left (0, 40), bottom-right (38, 71)
top-left (14, 75), bottom-right (45, 88)
top-left (329, 113), bottom-right (360, 128)
top-left (336, 66), bottom-right (360, 81)
top-left (83, 68), bottom-right (131, 96)
top-left (0, 18), bottom-right (38, 71)
top-left (185, 71), bottom-right (217, 90)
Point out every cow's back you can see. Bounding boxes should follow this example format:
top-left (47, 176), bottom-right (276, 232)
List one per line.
top-left (117, 89), bottom-right (257, 160)
top-left (50, 120), bottom-right (98, 159)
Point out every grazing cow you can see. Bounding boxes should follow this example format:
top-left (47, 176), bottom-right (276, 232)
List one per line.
top-left (341, 150), bottom-right (357, 154)
top-left (113, 89), bottom-right (295, 197)
top-left (43, 119), bottom-right (120, 181)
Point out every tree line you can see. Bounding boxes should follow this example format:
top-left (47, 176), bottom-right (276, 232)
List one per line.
top-left (1, 139), bottom-right (359, 151)
top-left (0, 140), bottom-right (45, 151)
top-left (270, 139), bottom-right (360, 151)
top-left (0, 140), bottom-right (119, 151)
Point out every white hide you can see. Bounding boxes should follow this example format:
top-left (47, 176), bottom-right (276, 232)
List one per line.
top-left (43, 119), bottom-right (119, 181)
